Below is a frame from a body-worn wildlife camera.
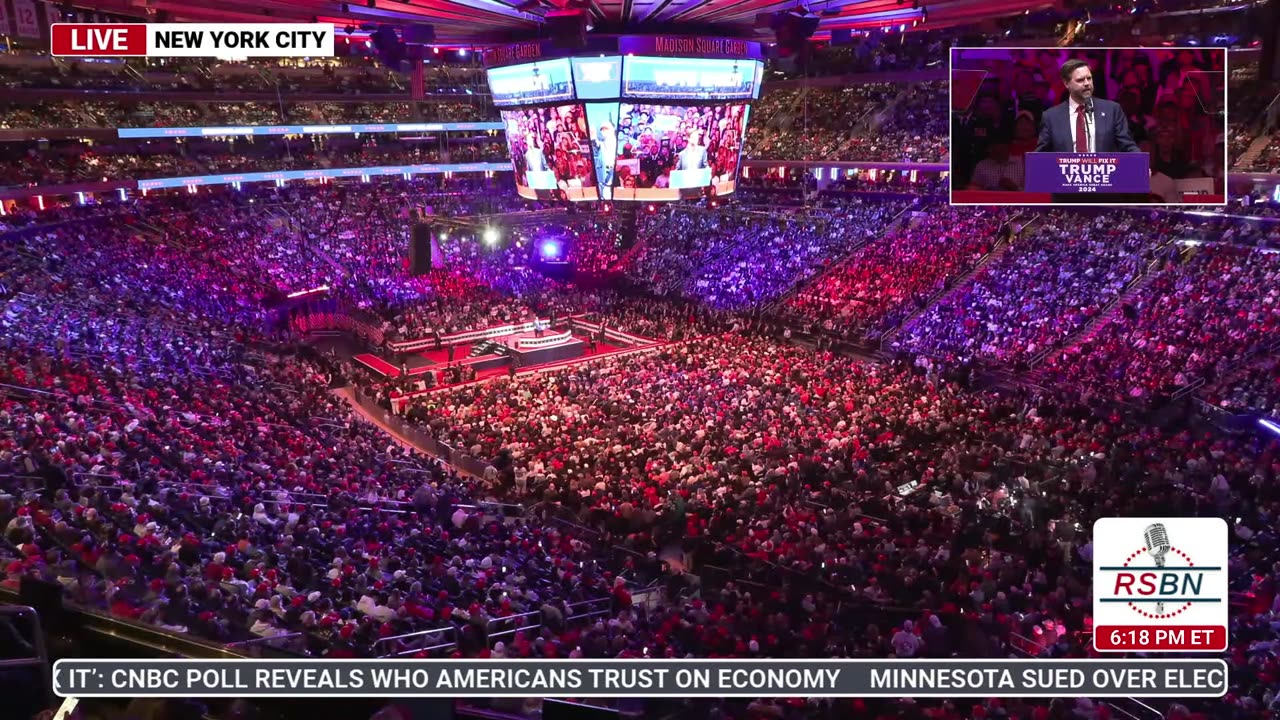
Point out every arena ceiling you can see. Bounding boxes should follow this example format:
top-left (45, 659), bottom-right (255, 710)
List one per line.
top-left (76, 0), bottom-right (1053, 44)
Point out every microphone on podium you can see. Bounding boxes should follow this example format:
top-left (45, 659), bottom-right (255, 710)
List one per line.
top-left (1083, 97), bottom-right (1095, 152)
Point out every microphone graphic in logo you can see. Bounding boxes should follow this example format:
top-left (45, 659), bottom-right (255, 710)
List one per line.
top-left (1094, 517), bottom-right (1229, 653)
top-left (1143, 523), bottom-right (1171, 614)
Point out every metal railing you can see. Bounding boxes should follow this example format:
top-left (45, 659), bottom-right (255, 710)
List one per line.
top-left (1262, 87), bottom-right (1280, 136)
top-left (0, 474), bottom-right (45, 494)
top-left (1008, 630), bottom-right (1047, 657)
top-left (374, 594), bottom-right (617, 658)
top-left (1172, 376), bottom-right (1207, 401)
top-left (224, 632), bottom-right (306, 657)
top-left (1008, 629), bottom-right (1163, 720)
top-left (0, 605), bottom-right (53, 710)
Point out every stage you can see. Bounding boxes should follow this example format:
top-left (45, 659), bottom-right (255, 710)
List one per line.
top-left (349, 317), bottom-right (689, 414)
top-left (352, 316), bottom-right (655, 394)
top-left (496, 328), bottom-right (586, 366)
top-left (358, 327), bottom-right (595, 381)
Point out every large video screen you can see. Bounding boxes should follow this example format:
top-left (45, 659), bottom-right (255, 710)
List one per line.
top-left (584, 103), bottom-right (620, 201)
top-left (487, 58), bottom-right (575, 107)
top-left (500, 104), bottom-right (600, 201)
top-left (608, 102), bottom-right (750, 201)
top-left (572, 56), bottom-right (623, 100)
top-left (622, 57), bottom-right (762, 100)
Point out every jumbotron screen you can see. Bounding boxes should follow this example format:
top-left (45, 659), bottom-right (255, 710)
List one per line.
top-left (486, 54), bottom-right (762, 202)
top-left (621, 56), bottom-right (761, 100)
top-left (501, 104), bottom-right (600, 201)
top-left (603, 102), bottom-right (750, 201)
top-left (488, 58), bottom-right (575, 107)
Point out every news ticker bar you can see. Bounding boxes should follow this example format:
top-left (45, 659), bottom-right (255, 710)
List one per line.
top-left (53, 659), bottom-right (1228, 698)
top-left (134, 162), bottom-right (511, 190)
top-left (117, 123), bottom-right (504, 139)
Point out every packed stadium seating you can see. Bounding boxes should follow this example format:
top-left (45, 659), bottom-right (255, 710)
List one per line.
top-left (744, 83), bottom-right (903, 160)
top-left (891, 211), bottom-right (1175, 367)
top-left (1248, 134), bottom-right (1280, 172)
top-left (681, 200), bottom-right (911, 309)
top-left (0, 57), bottom-right (483, 94)
top-left (0, 344), bottom-right (621, 652)
top-left (737, 168), bottom-right (949, 203)
top-left (1227, 81), bottom-right (1279, 167)
top-left (0, 139), bottom-right (508, 188)
top-left (744, 81), bottom-right (947, 162)
top-left (1205, 355), bottom-right (1280, 418)
top-left (0, 99), bottom-right (495, 131)
top-left (781, 206), bottom-right (1006, 338)
top-left (1041, 242), bottom-right (1280, 405)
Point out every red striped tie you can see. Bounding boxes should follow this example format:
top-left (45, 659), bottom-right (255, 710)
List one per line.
top-left (1075, 105), bottom-right (1088, 153)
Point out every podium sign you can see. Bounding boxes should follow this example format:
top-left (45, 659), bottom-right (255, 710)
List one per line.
top-left (524, 169), bottom-right (559, 190)
top-left (1025, 152), bottom-right (1150, 194)
top-left (669, 167), bottom-right (713, 189)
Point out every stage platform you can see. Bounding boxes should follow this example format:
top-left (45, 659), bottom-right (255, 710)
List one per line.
top-left (495, 329), bottom-right (585, 366)
top-left (362, 329), bottom-right (590, 380)
top-left (359, 316), bottom-right (662, 381)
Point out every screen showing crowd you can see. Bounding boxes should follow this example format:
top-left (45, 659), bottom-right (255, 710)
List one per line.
top-left (604, 102), bottom-right (750, 201)
top-left (621, 57), bottom-right (762, 101)
top-left (950, 47), bottom-right (1226, 205)
top-left (488, 56), bottom-right (763, 105)
top-left (500, 104), bottom-right (600, 201)
top-left (488, 59), bottom-right (576, 107)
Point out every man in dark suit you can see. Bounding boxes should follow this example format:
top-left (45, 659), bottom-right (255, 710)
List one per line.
top-left (1035, 59), bottom-right (1140, 154)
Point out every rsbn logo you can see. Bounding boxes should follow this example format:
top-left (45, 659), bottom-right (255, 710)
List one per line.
top-left (1102, 522), bottom-right (1220, 619)
top-left (1093, 517), bottom-right (1228, 652)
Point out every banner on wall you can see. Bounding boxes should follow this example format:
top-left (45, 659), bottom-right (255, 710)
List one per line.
top-left (482, 40), bottom-right (553, 68)
top-left (618, 36), bottom-right (764, 60)
top-left (13, 0), bottom-right (42, 37)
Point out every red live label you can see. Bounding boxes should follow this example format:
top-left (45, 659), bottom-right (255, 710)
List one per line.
top-left (1095, 625), bottom-right (1226, 651)
top-left (51, 24), bottom-right (147, 57)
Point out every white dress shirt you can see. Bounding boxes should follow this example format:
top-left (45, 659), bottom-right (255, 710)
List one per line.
top-left (1068, 97), bottom-right (1095, 153)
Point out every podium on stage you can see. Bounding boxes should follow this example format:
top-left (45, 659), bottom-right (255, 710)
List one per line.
top-left (524, 169), bottom-right (559, 190)
top-left (1024, 152), bottom-right (1150, 197)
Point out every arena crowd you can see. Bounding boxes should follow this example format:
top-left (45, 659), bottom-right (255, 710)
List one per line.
top-left (1, 15), bottom-right (1279, 717)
